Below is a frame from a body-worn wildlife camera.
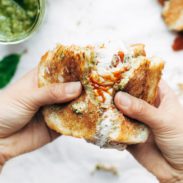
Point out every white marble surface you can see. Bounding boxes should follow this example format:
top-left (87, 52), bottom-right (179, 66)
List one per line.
top-left (0, 0), bottom-right (183, 182)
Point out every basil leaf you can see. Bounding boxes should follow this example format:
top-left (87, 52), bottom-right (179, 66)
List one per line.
top-left (0, 54), bottom-right (21, 89)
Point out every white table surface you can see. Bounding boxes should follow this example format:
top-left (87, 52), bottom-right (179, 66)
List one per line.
top-left (0, 0), bottom-right (183, 182)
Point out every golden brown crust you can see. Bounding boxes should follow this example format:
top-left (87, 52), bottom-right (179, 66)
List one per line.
top-left (116, 118), bottom-right (147, 144)
top-left (119, 56), bottom-right (164, 144)
top-left (39, 45), bottom-right (91, 87)
top-left (39, 45), bottom-right (99, 142)
top-left (43, 93), bottom-right (101, 141)
top-left (162, 0), bottom-right (183, 31)
top-left (123, 58), bottom-right (150, 99)
top-left (111, 45), bottom-right (164, 144)
top-left (130, 44), bottom-right (146, 57)
top-left (143, 58), bottom-right (165, 104)
top-left (115, 57), bottom-right (150, 144)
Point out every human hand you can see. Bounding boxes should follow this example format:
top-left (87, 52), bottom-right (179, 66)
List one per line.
top-left (0, 69), bottom-right (82, 168)
top-left (114, 81), bottom-right (183, 183)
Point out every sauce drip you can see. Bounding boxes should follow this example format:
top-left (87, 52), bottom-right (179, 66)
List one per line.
top-left (111, 51), bottom-right (124, 67)
top-left (158, 0), bottom-right (165, 6)
top-left (95, 89), bottom-right (105, 103)
top-left (172, 33), bottom-right (183, 51)
top-left (90, 65), bottom-right (129, 102)
top-left (118, 51), bottom-right (124, 63)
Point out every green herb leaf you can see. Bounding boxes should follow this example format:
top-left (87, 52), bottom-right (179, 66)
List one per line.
top-left (0, 54), bottom-right (21, 89)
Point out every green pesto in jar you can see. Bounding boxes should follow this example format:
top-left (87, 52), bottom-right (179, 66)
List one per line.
top-left (0, 0), bottom-right (40, 40)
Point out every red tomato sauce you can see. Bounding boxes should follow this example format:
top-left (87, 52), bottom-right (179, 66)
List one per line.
top-left (158, 0), bottom-right (165, 6)
top-left (172, 33), bottom-right (183, 51)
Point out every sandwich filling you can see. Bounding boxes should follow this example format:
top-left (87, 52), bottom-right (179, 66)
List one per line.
top-left (86, 42), bottom-right (148, 147)
top-left (89, 43), bottom-right (130, 107)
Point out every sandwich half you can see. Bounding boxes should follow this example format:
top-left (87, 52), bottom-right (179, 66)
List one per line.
top-left (38, 42), bottom-right (164, 150)
top-left (162, 0), bottom-right (183, 31)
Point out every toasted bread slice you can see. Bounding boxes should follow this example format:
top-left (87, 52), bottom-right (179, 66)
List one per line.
top-left (162, 0), bottom-right (183, 31)
top-left (38, 43), bottom-right (164, 149)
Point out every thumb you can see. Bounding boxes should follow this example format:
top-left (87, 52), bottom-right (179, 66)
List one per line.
top-left (30, 82), bottom-right (82, 108)
top-left (114, 92), bottom-right (161, 129)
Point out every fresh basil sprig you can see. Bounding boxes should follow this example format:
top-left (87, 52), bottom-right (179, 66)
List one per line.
top-left (0, 54), bottom-right (21, 89)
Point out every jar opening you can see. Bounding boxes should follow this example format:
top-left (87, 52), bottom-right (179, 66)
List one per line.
top-left (0, 0), bottom-right (45, 44)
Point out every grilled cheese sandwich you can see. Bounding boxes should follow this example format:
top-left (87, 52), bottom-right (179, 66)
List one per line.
top-left (38, 42), bottom-right (164, 150)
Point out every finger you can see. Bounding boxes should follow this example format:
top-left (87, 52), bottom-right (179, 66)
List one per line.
top-left (127, 134), bottom-right (156, 169)
top-left (154, 84), bottom-right (161, 107)
top-left (1, 116), bottom-right (60, 160)
top-left (6, 68), bottom-right (82, 108)
top-left (158, 80), bottom-right (180, 111)
top-left (114, 92), bottom-right (161, 129)
top-left (158, 80), bottom-right (176, 101)
top-left (152, 80), bottom-right (175, 108)
top-left (48, 128), bottom-right (60, 141)
top-left (30, 82), bottom-right (82, 108)
top-left (127, 135), bottom-right (173, 178)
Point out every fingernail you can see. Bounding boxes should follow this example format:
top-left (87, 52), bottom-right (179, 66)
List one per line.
top-left (65, 82), bottom-right (81, 94)
top-left (116, 92), bottom-right (131, 108)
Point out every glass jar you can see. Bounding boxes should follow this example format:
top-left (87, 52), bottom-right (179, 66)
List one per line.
top-left (0, 0), bottom-right (45, 45)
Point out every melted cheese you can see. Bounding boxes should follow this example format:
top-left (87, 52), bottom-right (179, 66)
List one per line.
top-left (90, 42), bottom-right (132, 107)
top-left (95, 109), bottom-right (120, 147)
top-left (95, 41), bottom-right (127, 75)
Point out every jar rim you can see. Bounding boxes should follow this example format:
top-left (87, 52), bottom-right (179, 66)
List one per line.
top-left (0, 0), bottom-right (46, 45)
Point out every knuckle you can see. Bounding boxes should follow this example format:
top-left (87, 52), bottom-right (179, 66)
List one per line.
top-left (48, 85), bottom-right (62, 100)
top-left (132, 99), bottom-right (145, 116)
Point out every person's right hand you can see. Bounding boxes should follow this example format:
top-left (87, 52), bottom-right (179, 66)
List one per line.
top-left (114, 81), bottom-right (183, 183)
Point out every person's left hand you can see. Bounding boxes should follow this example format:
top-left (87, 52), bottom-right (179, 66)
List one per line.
top-left (0, 68), bottom-right (82, 168)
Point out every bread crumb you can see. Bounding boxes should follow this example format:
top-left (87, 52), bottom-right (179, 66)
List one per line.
top-left (92, 163), bottom-right (119, 176)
